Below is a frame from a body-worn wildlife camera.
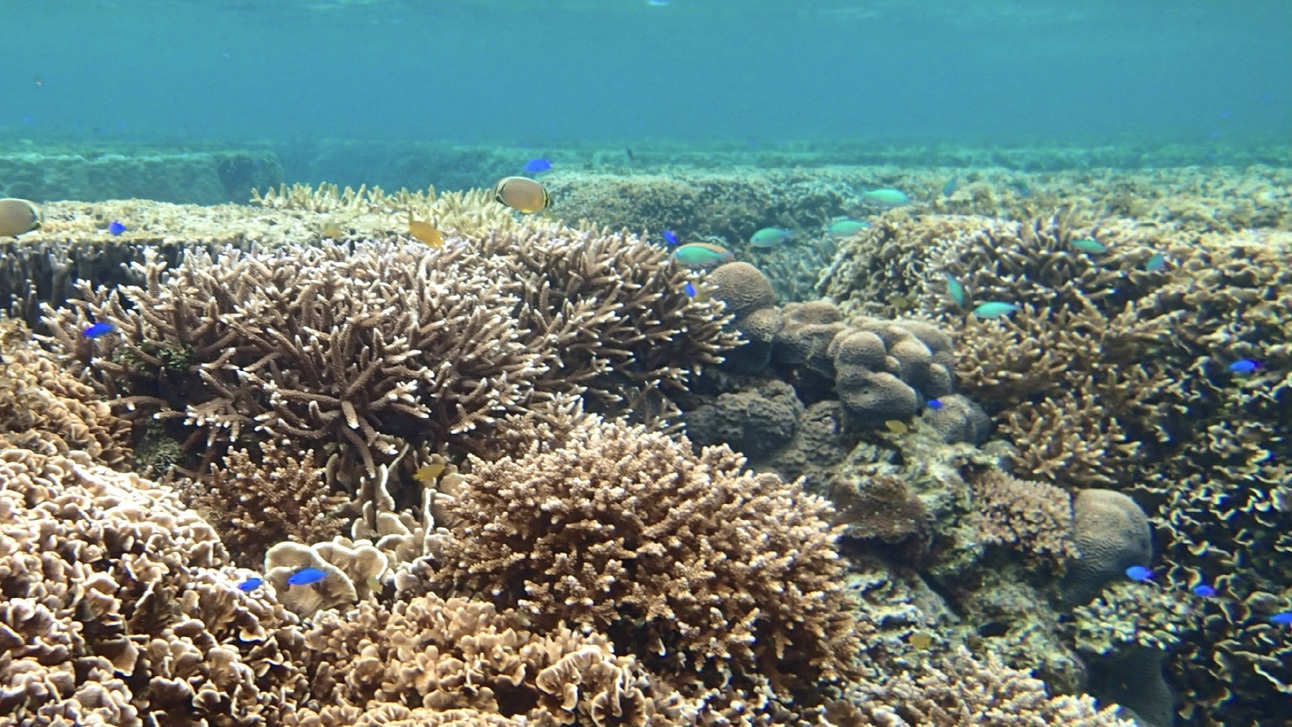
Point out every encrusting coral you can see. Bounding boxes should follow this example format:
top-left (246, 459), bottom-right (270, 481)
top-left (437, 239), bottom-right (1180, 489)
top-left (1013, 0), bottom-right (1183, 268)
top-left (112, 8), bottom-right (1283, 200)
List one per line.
top-left (431, 404), bottom-right (862, 691)
top-left (0, 319), bottom-right (132, 467)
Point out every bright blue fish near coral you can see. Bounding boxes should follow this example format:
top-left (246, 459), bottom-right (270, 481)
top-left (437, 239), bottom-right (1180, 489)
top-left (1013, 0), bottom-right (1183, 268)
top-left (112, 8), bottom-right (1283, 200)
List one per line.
top-left (1192, 584), bottom-right (1217, 598)
top-left (108, 220), bottom-right (126, 236)
top-left (662, 229), bottom-right (679, 246)
top-left (972, 302), bottom-right (1017, 319)
top-left (82, 322), bottom-right (115, 339)
top-left (1269, 612), bottom-right (1292, 625)
top-left (1228, 359), bottom-right (1261, 374)
top-left (1125, 566), bottom-right (1154, 582)
top-left (683, 282), bottom-right (697, 298)
top-left (522, 158), bottom-right (552, 173)
top-left (286, 567), bottom-right (327, 586)
top-left (927, 398), bottom-right (944, 411)
top-left (238, 577), bottom-right (263, 592)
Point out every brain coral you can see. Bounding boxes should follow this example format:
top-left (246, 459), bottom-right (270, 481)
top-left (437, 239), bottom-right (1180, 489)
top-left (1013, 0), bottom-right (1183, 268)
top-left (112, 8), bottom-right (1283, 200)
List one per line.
top-left (433, 406), bottom-right (861, 690)
top-left (1062, 489), bottom-right (1152, 607)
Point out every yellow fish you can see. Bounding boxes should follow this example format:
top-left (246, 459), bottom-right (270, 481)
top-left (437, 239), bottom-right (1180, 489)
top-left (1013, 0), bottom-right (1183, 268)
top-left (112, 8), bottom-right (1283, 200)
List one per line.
top-left (493, 176), bottom-right (552, 214)
top-left (408, 213), bottom-right (444, 249)
top-left (908, 631), bottom-right (933, 649)
top-left (414, 463), bottom-right (445, 484)
top-left (884, 420), bottom-right (909, 435)
top-left (321, 222), bottom-right (346, 241)
top-left (0, 198), bottom-right (42, 237)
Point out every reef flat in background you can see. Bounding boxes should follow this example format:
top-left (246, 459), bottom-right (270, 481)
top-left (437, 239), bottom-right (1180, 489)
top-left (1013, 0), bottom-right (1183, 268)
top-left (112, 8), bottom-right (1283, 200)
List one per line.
top-left (1, 147), bottom-right (1290, 727)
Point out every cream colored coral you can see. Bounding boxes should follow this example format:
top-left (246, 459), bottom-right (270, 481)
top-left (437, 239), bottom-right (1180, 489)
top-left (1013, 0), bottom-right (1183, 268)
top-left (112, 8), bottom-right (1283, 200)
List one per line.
top-left (435, 407), bottom-right (861, 689)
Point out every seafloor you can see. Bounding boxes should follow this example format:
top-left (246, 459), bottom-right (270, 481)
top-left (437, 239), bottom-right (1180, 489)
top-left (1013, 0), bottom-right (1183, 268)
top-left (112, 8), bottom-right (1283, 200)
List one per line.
top-left (0, 144), bottom-right (1290, 727)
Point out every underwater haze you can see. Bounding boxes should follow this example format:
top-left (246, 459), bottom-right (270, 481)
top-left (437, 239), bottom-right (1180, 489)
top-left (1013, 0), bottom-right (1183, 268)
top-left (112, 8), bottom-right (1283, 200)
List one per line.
top-left (3, 0), bottom-right (1289, 149)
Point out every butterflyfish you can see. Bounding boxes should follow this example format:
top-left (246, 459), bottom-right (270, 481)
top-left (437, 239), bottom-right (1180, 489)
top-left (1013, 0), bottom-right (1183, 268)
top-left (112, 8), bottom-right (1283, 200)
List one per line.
top-left (0, 198), bottom-right (42, 237)
top-left (494, 176), bottom-right (552, 214)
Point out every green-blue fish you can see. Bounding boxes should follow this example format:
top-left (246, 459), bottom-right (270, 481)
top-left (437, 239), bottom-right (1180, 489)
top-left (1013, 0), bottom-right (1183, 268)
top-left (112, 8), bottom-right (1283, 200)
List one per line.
top-left (749, 227), bottom-right (795, 248)
top-left (1145, 253), bottom-right (1167, 272)
top-left (827, 218), bottom-right (870, 238)
top-left (672, 243), bottom-right (734, 268)
top-left (945, 274), bottom-right (966, 306)
top-left (1070, 238), bottom-right (1107, 254)
top-left (973, 301), bottom-right (1018, 319)
top-left (860, 188), bottom-right (910, 207)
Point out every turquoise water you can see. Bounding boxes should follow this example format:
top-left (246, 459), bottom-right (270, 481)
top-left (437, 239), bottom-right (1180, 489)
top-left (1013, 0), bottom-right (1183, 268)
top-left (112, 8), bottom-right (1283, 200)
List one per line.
top-left (3, 0), bottom-right (1288, 148)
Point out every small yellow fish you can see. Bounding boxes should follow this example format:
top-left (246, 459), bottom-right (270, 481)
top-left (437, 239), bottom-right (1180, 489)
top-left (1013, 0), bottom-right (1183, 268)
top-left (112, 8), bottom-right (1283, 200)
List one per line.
top-left (414, 463), bottom-right (445, 484)
top-left (884, 420), bottom-right (909, 435)
top-left (909, 631), bottom-right (933, 649)
top-left (321, 222), bottom-right (346, 241)
top-left (0, 198), bottom-right (42, 237)
top-left (408, 213), bottom-right (443, 249)
top-left (493, 176), bottom-right (552, 214)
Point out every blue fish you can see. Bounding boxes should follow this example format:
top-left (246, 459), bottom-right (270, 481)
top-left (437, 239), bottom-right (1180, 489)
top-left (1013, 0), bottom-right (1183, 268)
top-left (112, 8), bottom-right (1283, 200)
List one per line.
top-left (107, 221), bottom-right (126, 236)
top-left (286, 567), bottom-right (327, 586)
top-left (238, 577), bottom-right (263, 592)
top-left (1228, 359), bottom-right (1261, 375)
top-left (1191, 584), bottom-right (1217, 598)
top-left (1125, 565), bottom-right (1154, 582)
top-left (523, 158), bottom-right (552, 173)
top-left (1269, 612), bottom-right (1292, 625)
top-left (926, 398), bottom-right (944, 411)
top-left (662, 229), bottom-right (679, 246)
top-left (1145, 253), bottom-right (1168, 272)
top-left (683, 282), bottom-right (697, 298)
top-left (82, 322), bottom-right (115, 339)
top-left (941, 177), bottom-right (959, 196)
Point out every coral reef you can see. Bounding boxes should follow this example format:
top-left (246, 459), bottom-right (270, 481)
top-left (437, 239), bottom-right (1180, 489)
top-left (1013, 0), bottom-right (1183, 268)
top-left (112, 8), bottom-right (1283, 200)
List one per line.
top-left (1062, 489), bottom-right (1153, 607)
top-left (432, 407), bottom-right (862, 690)
top-left (40, 227), bottom-right (737, 475)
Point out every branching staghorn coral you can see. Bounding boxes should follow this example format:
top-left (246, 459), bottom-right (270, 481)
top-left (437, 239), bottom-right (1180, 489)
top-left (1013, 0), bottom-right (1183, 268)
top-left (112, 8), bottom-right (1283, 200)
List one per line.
top-left (433, 406), bottom-right (861, 691)
top-left (185, 440), bottom-right (349, 568)
top-left (41, 225), bottom-right (736, 476)
top-left (43, 241), bottom-right (539, 475)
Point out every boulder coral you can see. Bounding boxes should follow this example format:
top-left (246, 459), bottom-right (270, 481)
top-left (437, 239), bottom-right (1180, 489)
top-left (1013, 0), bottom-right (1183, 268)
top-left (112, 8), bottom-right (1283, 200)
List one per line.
top-left (1062, 489), bottom-right (1153, 607)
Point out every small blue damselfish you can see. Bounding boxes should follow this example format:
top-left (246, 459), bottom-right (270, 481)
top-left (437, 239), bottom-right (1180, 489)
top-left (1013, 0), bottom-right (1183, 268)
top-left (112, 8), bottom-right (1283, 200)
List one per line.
top-left (238, 577), bottom-right (263, 592)
top-left (1125, 565), bottom-right (1154, 582)
top-left (82, 322), bottom-right (115, 339)
top-left (286, 567), bottom-right (328, 586)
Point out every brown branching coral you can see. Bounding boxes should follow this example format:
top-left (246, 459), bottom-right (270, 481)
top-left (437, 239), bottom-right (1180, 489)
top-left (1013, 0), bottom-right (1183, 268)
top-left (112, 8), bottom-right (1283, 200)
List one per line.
top-left (185, 440), bottom-right (349, 568)
top-left (830, 647), bottom-right (1135, 727)
top-left (434, 408), bottom-right (861, 690)
top-left (42, 225), bottom-right (736, 476)
top-left (290, 594), bottom-right (685, 727)
top-left (967, 470), bottom-right (1078, 567)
